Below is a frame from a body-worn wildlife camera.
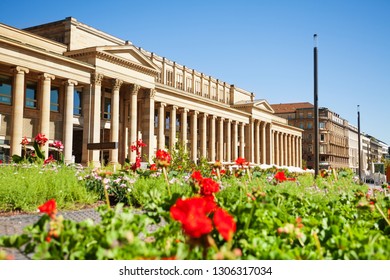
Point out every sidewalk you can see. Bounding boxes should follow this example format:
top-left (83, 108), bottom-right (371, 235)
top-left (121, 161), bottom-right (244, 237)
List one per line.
top-left (0, 208), bottom-right (101, 260)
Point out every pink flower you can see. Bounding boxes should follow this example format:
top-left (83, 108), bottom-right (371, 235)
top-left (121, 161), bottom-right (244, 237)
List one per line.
top-left (50, 140), bottom-right (64, 151)
top-left (20, 136), bottom-right (29, 146)
top-left (34, 133), bottom-right (48, 146)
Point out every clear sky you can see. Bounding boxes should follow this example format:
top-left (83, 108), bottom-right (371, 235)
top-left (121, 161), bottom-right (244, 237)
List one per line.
top-left (2, 0), bottom-right (389, 145)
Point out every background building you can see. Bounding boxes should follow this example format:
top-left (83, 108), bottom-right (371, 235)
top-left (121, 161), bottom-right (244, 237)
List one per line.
top-left (0, 17), bottom-right (302, 167)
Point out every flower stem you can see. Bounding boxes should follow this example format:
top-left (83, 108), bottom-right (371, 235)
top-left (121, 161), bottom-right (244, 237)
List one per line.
top-left (375, 203), bottom-right (390, 226)
top-left (103, 187), bottom-right (111, 209)
top-left (162, 167), bottom-right (171, 196)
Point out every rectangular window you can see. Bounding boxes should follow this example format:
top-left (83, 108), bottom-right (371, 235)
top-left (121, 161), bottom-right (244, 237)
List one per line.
top-left (319, 122), bottom-right (325, 129)
top-left (186, 77), bottom-right (192, 92)
top-left (50, 87), bottom-right (60, 112)
top-left (320, 134), bottom-right (325, 142)
top-left (103, 97), bottom-right (111, 119)
top-left (176, 73), bottom-right (183, 90)
top-left (299, 112), bottom-right (304, 119)
top-left (195, 81), bottom-right (201, 94)
top-left (26, 81), bottom-right (37, 108)
top-left (0, 75), bottom-right (12, 105)
top-left (73, 89), bottom-right (82, 115)
top-left (307, 122), bottom-right (312, 129)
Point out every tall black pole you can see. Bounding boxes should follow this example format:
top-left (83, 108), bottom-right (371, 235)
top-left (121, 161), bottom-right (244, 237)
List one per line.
top-left (314, 34), bottom-right (319, 178)
top-left (358, 105), bottom-right (362, 183)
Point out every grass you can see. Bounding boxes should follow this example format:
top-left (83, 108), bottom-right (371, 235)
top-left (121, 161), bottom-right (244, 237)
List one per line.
top-left (0, 164), bottom-right (98, 213)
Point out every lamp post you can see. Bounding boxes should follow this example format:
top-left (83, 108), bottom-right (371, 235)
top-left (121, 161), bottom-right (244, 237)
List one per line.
top-left (313, 34), bottom-right (319, 178)
top-left (357, 105), bottom-right (362, 184)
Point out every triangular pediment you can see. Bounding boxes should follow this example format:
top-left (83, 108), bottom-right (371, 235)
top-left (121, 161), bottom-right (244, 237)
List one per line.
top-left (97, 45), bottom-right (160, 72)
top-left (253, 99), bottom-right (275, 113)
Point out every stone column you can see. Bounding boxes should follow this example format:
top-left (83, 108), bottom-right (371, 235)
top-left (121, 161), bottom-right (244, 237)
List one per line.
top-left (169, 106), bottom-right (178, 151)
top-left (248, 119), bottom-right (255, 163)
top-left (142, 89), bottom-right (156, 162)
top-left (129, 84), bottom-right (140, 163)
top-left (226, 119), bottom-right (231, 163)
top-left (200, 113), bottom-right (208, 159)
top-left (232, 121), bottom-right (238, 161)
top-left (261, 121), bottom-right (267, 164)
top-left (291, 136), bottom-right (296, 167)
top-left (254, 120), bottom-right (260, 164)
top-left (10, 66), bottom-right (29, 156)
top-left (90, 73), bottom-right (104, 166)
top-left (210, 115), bottom-right (216, 161)
top-left (190, 111), bottom-right (198, 162)
top-left (63, 79), bottom-right (78, 164)
top-left (298, 137), bottom-right (302, 168)
top-left (239, 123), bottom-right (245, 158)
top-left (275, 131), bottom-right (279, 166)
top-left (288, 135), bottom-right (292, 166)
top-left (158, 102), bottom-right (166, 149)
top-left (280, 133), bottom-right (285, 166)
top-left (180, 108), bottom-right (189, 151)
top-left (218, 117), bottom-right (224, 161)
top-left (109, 79), bottom-right (122, 165)
top-left (39, 73), bottom-right (55, 159)
top-left (82, 86), bottom-right (92, 165)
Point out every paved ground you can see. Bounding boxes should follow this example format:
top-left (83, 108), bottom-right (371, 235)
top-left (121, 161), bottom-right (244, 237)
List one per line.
top-left (0, 209), bottom-right (101, 260)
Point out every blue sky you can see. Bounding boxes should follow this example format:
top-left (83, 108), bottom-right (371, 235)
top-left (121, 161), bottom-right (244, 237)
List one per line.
top-left (2, 0), bottom-right (389, 145)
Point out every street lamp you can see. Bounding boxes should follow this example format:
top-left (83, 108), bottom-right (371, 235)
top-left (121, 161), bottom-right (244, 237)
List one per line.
top-left (313, 34), bottom-right (319, 178)
top-left (357, 105), bottom-right (362, 184)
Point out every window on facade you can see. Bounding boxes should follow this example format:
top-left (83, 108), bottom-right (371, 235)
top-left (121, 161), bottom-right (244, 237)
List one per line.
top-left (0, 75), bottom-right (12, 105)
top-left (25, 81), bottom-right (37, 108)
top-left (299, 122), bottom-right (304, 129)
top-left (195, 81), bottom-right (201, 95)
top-left (166, 70), bottom-right (173, 86)
top-left (211, 86), bottom-right (216, 100)
top-left (319, 122), bottom-right (325, 129)
top-left (204, 84), bottom-right (209, 97)
top-left (176, 73), bottom-right (183, 90)
top-left (73, 89), bottom-right (82, 115)
top-left (103, 97), bottom-right (111, 119)
top-left (186, 77), bottom-right (192, 92)
top-left (299, 112), bottom-right (304, 119)
top-left (320, 134), bottom-right (325, 142)
top-left (50, 87), bottom-right (60, 112)
top-left (308, 112), bottom-right (313, 118)
top-left (307, 122), bottom-right (312, 129)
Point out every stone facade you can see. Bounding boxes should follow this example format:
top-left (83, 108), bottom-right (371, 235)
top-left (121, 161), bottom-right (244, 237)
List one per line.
top-left (0, 17), bottom-right (302, 167)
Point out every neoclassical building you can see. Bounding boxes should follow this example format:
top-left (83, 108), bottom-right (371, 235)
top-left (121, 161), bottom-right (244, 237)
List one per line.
top-left (0, 17), bottom-right (302, 167)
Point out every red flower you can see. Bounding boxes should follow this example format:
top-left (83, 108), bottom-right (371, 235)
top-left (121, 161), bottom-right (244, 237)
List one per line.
top-left (274, 171), bottom-right (296, 182)
top-left (0, 159), bottom-right (2, 164)
top-left (200, 178), bottom-right (220, 197)
top-left (38, 199), bottom-right (57, 219)
top-left (50, 140), bottom-right (64, 151)
top-left (136, 139), bottom-right (147, 148)
top-left (213, 208), bottom-right (236, 241)
top-left (20, 136), bottom-right (29, 146)
top-left (131, 157), bottom-right (141, 171)
top-left (149, 163), bottom-right (157, 171)
top-left (170, 197), bottom-right (216, 238)
top-left (191, 171), bottom-right (203, 182)
top-left (44, 154), bottom-right (56, 165)
top-left (155, 149), bottom-right (171, 167)
top-left (34, 133), bottom-right (48, 146)
top-left (235, 157), bottom-right (248, 166)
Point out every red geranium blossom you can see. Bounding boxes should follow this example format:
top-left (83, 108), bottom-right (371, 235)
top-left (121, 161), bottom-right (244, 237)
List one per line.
top-left (274, 171), bottom-right (296, 182)
top-left (235, 157), bottom-right (248, 166)
top-left (170, 197), bottom-right (216, 238)
top-left (50, 140), bottom-right (64, 151)
top-left (155, 149), bottom-right (171, 167)
top-left (149, 163), bottom-right (157, 171)
top-left (34, 133), bottom-right (48, 146)
top-left (20, 136), bottom-right (29, 146)
top-left (38, 199), bottom-right (57, 219)
top-left (44, 154), bottom-right (56, 165)
top-left (191, 170), bottom-right (203, 182)
top-left (213, 208), bottom-right (236, 241)
top-left (200, 178), bottom-right (220, 197)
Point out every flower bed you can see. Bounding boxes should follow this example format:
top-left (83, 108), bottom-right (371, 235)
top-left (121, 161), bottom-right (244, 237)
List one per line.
top-left (1, 149), bottom-right (389, 260)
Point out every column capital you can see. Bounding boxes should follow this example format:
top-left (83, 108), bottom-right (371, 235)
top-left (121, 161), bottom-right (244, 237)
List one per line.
top-left (38, 73), bottom-right (55, 81)
top-left (210, 115), bottom-right (217, 120)
top-left (11, 66), bottom-right (29, 74)
top-left (129, 84), bottom-right (141, 95)
top-left (112, 79), bottom-right (123, 91)
top-left (202, 112), bottom-right (209, 118)
top-left (179, 108), bottom-right (189, 113)
top-left (169, 105), bottom-right (178, 111)
top-left (145, 88), bottom-right (156, 99)
top-left (218, 117), bottom-right (225, 122)
top-left (63, 79), bottom-right (78, 86)
top-left (189, 110), bottom-right (199, 116)
top-left (91, 73), bottom-right (104, 86)
top-left (159, 102), bottom-right (167, 108)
